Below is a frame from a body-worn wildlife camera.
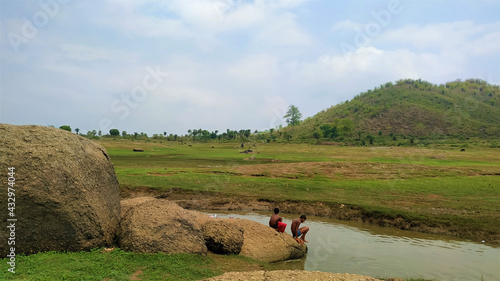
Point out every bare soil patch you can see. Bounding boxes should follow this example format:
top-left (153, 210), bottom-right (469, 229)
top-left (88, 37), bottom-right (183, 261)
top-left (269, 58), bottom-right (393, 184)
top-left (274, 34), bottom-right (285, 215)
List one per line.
top-left (233, 161), bottom-right (479, 180)
top-left (130, 267), bottom-right (145, 280)
top-left (203, 270), bottom-right (382, 281)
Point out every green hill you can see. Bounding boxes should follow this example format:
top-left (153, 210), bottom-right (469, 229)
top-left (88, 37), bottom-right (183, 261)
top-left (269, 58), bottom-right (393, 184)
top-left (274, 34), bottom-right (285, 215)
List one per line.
top-left (280, 79), bottom-right (500, 144)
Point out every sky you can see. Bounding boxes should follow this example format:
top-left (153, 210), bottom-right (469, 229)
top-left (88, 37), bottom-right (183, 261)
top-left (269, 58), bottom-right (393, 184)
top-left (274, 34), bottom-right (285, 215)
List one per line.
top-left (1, 0), bottom-right (499, 136)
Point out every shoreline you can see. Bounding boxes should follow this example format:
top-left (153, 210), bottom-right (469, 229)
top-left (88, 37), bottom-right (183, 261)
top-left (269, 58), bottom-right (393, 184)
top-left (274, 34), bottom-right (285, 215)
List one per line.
top-left (121, 187), bottom-right (500, 245)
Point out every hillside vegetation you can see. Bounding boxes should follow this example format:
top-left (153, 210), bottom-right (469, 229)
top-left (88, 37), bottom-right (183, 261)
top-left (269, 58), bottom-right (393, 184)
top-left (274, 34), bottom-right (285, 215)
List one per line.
top-left (281, 79), bottom-right (500, 144)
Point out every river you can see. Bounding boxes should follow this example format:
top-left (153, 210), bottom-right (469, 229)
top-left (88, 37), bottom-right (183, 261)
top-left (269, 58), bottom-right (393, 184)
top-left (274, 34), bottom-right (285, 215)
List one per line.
top-left (202, 211), bottom-right (500, 281)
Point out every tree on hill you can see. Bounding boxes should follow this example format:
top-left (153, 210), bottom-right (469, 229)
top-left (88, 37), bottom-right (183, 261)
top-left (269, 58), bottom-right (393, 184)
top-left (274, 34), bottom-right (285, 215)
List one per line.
top-left (284, 105), bottom-right (302, 126)
top-left (59, 125), bottom-right (71, 132)
top-left (279, 78), bottom-right (500, 143)
top-left (320, 124), bottom-right (338, 139)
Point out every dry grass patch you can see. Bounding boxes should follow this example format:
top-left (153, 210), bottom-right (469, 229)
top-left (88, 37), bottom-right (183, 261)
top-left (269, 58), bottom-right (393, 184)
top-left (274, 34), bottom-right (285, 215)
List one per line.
top-left (232, 161), bottom-right (483, 180)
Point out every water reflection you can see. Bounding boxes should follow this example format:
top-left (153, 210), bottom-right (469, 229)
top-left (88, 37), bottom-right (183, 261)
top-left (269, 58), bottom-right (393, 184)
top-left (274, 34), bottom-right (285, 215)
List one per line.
top-left (201, 210), bottom-right (500, 281)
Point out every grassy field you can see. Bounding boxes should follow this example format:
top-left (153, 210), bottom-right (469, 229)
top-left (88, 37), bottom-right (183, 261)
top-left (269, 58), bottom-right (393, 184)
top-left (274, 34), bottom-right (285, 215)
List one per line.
top-left (103, 139), bottom-right (500, 242)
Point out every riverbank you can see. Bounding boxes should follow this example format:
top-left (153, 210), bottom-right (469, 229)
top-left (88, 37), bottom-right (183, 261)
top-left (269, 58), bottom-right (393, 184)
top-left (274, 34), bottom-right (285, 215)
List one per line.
top-left (100, 140), bottom-right (500, 246)
top-left (122, 187), bottom-right (500, 245)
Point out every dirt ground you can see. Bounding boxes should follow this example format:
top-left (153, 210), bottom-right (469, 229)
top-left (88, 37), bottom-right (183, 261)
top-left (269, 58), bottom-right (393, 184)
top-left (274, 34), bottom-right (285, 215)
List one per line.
top-left (203, 270), bottom-right (385, 281)
top-left (232, 161), bottom-right (495, 180)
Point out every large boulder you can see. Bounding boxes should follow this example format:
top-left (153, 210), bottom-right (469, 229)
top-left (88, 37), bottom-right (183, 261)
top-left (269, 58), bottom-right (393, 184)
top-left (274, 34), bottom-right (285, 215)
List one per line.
top-left (121, 196), bottom-right (156, 215)
top-left (119, 198), bottom-right (306, 262)
top-left (0, 124), bottom-right (120, 255)
top-left (203, 219), bottom-right (244, 254)
top-left (119, 197), bottom-right (208, 255)
top-left (201, 218), bottom-right (307, 261)
top-left (228, 219), bottom-right (307, 263)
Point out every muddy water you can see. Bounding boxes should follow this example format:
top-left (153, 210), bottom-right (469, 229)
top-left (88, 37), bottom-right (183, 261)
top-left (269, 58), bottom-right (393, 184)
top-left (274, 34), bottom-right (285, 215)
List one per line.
top-left (203, 211), bottom-right (500, 281)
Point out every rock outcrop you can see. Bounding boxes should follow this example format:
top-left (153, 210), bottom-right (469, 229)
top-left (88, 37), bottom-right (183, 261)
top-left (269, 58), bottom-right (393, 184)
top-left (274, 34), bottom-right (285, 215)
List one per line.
top-left (228, 219), bottom-right (307, 263)
top-left (120, 197), bottom-right (307, 262)
top-left (0, 124), bottom-right (120, 255)
top-left (119, 198), bottom-right (208, 255)
top-left (203, 219), bottom-right (244, 254)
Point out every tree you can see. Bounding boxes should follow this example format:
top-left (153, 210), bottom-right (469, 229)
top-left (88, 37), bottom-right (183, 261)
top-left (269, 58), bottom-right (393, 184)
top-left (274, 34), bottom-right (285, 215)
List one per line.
top-left (59, 125), bottom-right (71, 132)
top-left (284, 105), bottom-right (302, 126)
top-left (337, 118), bottom-right (354, 136)
top-left (284, 132), bottom-right (292, 142)
top-left (75, 128), bottom-right (80, 135)
top-left (320, 124), bottom-right (338, 139)
top-left (109, 129), bottom-right (120, 136)
top-left (210, 130), bottom-right (218, 139)
top-left (366, 134), bottom-right (375, 145)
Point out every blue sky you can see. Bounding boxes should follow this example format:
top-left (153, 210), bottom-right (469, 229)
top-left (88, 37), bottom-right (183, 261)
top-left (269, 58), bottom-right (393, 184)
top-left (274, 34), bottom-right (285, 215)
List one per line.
top-left (1, 0), bottom-right (499, 135)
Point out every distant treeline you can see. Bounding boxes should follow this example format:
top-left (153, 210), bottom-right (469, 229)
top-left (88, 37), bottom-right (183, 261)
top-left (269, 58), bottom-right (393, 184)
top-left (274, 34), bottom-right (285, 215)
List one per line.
top-left (55, 78), bottom-right (500, 147)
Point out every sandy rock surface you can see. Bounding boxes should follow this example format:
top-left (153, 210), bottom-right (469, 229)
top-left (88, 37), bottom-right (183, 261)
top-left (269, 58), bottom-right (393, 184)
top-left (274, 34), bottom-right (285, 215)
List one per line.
top-left (121, 196), bottom-right (156, 215)
top-left (0, 124), bottom-right (120, 255)
top-left (120, 197), bottom-right (307, 262)
top-left (203, 219), bottom-right (244, 254)
top-left (119, 198), bottom-right (208, 255)
top-left (203, 270), bottom-right (382, 281)
top-left (229, 219), bottom-right (307, 263)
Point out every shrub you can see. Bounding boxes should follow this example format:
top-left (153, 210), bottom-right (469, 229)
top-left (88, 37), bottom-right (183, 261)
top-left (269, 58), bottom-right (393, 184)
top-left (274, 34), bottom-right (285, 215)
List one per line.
top-left (59, 125), bottom-right (71, 132)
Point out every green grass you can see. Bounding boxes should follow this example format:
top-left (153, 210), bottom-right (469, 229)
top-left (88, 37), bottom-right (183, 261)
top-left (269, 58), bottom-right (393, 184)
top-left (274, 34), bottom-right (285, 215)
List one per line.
top-left (0, 248), bottom-right (435, 281)
top-left (0, 248), bottom-right (276, 281)
top-left (102, 139), bottom-right (500, 240)
top-left (0, 248), bottom-right (215, 280)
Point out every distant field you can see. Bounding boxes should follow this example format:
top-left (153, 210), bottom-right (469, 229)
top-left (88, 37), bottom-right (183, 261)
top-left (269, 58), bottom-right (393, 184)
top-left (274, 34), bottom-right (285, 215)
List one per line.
top-left (98, 139), bottom-right (500, 242)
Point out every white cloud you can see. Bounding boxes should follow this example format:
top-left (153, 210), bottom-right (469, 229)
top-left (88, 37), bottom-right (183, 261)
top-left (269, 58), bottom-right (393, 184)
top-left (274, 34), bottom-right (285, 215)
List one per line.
top-left (222, 3), bottom-right (269, 30)
top-left (261, 95), bottom-right (289, 129)
top-left (378, 21), bottom-right (500, 53)
top-left (60, 44), bottom-right (139, 62)
top-left (320, 46), bottom-right (461, 81)
top-left (464, 29), bottom-right (500, 56)
top-left (330, 20), bottom-right (365, 32)
top-left (255, 12), bottom-right (312, 46)
top-left (96, 0), bottom-right (312, 48)
top-left (96, 1), bottom-right (194, 39)
top-left (256, 0), bottom-right (310, 9)
top-left (228, 54), bottom-right (279, 83)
